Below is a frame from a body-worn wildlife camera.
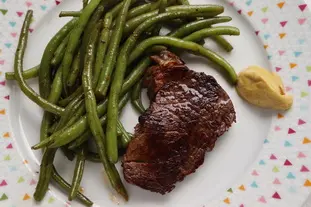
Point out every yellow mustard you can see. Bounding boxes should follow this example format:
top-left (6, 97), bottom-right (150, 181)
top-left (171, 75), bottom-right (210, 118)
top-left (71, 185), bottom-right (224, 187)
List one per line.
top-left (236, 65), bottom-right (293, 110)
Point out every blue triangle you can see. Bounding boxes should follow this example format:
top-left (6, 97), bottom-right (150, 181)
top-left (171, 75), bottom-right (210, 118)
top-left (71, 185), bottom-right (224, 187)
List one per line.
top-left (284, 140), bottom-right (292, 147)
top-left (264, 139), bottom-right (269, 144)
top-left (9, 21), bottom-right (16, 27)
top-left (9, 166), bottom-right (17, 172)
top-left (259, 160), bottom-right (266, 165)
top-left (251, 181), bottom-right (258, 188)
top-left (40, 5), bottom-right (47, 11)
top-left (268, 55), bottom-right (272, 60)
top-left (264, 34), bottom-right (270, 40)
top-left (246, 0), bottom-right (252, 6)
top-left (5, 43), bottom-right (11, 48)
top-left (298, 39), bottom-right (305, 44)
top-left (289, 186), bottom-right (296, 193)
top-left (291, 76), bottom-right (299, 81)
top-left (294, 52), bottom-right (302, 57)
top-left (287, 172), bottom-right (296, 179)
top-left (1, 0), bottom-right (6, 3)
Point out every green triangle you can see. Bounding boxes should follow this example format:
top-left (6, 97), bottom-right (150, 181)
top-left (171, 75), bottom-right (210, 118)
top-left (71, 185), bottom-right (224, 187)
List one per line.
top-left (227, 188), bottom-right (233, 193)
top-left (261, 7), bottom-right (268, 12)
top-left (0, 193), bottom-right (8, 201)
top-left (48, 197), bottom-right (55, 203)
top-left (0, 9), bottom-right (8, 15)
top-left (4, 155), bottom-right (10, 161)
top-left (17, 176), bottom-right (24, 183)
top-left (307, 66), bottom-right (311, 72)
top-left (273, 166), bottom-right (279, 173)
top-left (301, 91), bottom-right (308, 97)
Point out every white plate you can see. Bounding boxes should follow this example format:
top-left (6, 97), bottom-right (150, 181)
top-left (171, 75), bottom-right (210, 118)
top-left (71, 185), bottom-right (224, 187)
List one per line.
top-left (0, 0), bottom-right (311, 206)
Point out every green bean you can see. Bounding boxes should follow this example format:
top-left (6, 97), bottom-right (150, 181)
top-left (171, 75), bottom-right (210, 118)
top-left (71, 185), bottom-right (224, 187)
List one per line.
top-left (83, 0), bottom-right (88, 8)
top-left (109, 1), bottom-right (124, 18)
top-left (14, 10), bottom-right (64, 116)
top-left (82, 26), bottom-right (127, 200)
top-left (117, 120), bottom-right (132, 148)
top-left (93, 13), bottom-right (113, 87)
top-left (51, 35), bottom-right (70, 67)
top-left (124, 5), bottom-right (224, 36)
top-left (78, 5), bottom-right (105, 86)
top-left (52, 167), bottom-right (93, 206)
top-left (39, 18), bottom-right (78, 99)
top-left (68, 93), bottom-right (130, 150)
top-left (58, 86), bottom-right (83, 107)
top-left (131, 79), bottom-right (145, 114)
top-left (59, 11), bottom-right (81, 17)
top-left (168, 17), bottom-right (232, 37)
top-left (35, 68), bottom-right (63, 201)
top-left (182, 26), bottom-right (240, 42)
top-left (67, 51), bottom-right (81, 87)
top-left (6, 64), bottom-right (39, 80)
top-left (212, 35), bottom-right (234, 52)
top-left (127, 0), bottom-right (161, 19)
top-left (105, 8), bottom-right (224, 159)
top-left (130, 36), bottom-right (238, 84)
top-left (96, 0), bottom-right (133, 100)
top-left (69, 146), bottom-right (86, 200)
top-left (62, 0), bottom-right (101, 91)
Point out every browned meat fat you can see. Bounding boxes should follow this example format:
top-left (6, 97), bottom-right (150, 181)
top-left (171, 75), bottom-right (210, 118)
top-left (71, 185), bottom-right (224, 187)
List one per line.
top-left (123, 51), bottom-right (236, 194)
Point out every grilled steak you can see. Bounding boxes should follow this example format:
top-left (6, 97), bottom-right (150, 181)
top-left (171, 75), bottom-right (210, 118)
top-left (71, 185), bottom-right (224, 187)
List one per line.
top-left (123, 51), bottom-right (236, 194)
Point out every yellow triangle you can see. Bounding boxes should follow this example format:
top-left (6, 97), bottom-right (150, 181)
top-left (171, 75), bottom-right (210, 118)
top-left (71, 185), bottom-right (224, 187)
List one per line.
top-left (303, 137), bottom-right (311, 144)
top-left (3, 132), bottom-right (10, 138)
top-left (304, 179), bottom-right (311, 187)
top-left (238, 185), bottom-right (245, 191)
top-left (277, 2), bottom-right (285, 9)
top-left (23, 194), bottom-right (30, 200)
top-left (247, 11), bottom-right (253, 16)
top-left (23, 160), bottom-right (28, 164)
top-left (0, 109), bottom-right (5, 115)
top-left (279, 33), bottom-right (286, 39)
top-left (264, 45), bottom-right (268, 49)
top-left (290, 63), bottom-right (297, 69)
top-left (224, 198), bottom-right (230, 204)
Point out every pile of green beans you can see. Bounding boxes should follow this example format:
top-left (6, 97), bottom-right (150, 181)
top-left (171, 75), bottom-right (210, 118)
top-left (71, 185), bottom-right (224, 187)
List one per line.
top-left (7, 0), bottom-right (239, 206)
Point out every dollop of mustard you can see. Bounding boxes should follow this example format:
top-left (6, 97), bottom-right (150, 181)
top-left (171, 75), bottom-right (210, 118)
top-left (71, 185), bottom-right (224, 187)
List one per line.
top-left (236, 65), bottom-right (293, 110)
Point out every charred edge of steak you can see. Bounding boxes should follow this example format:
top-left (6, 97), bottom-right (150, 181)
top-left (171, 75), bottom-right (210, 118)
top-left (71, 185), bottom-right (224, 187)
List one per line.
top-left (123, 50), bottom-right (236, 194)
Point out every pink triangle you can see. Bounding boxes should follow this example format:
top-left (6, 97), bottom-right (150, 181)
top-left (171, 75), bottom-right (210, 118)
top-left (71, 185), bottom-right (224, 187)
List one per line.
top-left (298, 18), bottom-right (306, 25)
top-left (229, 2), bottom-right (234, 6)
top-left (255, 31), bottom-right (260, 36)
top-left (280, 21), bottom-right (288, 27)
top-left (276, 67), bottom-right (282, 72)
top-left (25, 1), bottom-right (32, 7)
top-left (4, 95), bottom-right (9, 100)
top-left (237, 10), bottom-right (242, 14)
top-left (299, 4), bottom-right (307, 11)
top-left (258, 196), bottom-right (267, 203)
top-left (240, 205), bottom-right (244, 207)
top-left (0, 60), bottom-right (4, 65)
top-left (308, 80), bottom-right (311, 86)
top-left (270, 154), bottom-right (277, 160)
top-left (273, 178), bottom-right (281, 184)
top-left (0, 81), bottom-right (6, 86)
top-left (300, 165), bottom-right (309, 172)
top-left (30, 179), bottom-right (36, 185)
top-left (55, 0), bottom-right (61, 5)
top-left (298, 152), bottom-right (306, 158)
top-left (0, 180), bottom-right (7, 186)
top-left (262, 18), bottom-right (269, 24)
top-left (11, 33), bottom-right (17, 38)
top-left (16, 12), bottom-right (23, 17)
top-left (278, 50), bottom-right (285, 55)
top-left (298, 119), bottom-right (306, 125)
top-left (274, 126), bottom-right (281, 131)
top-left (284, 159), bottom-right (292, 166)
top-left (288, 128), bottom-right (296, 134)
top-left (6, 143), bottom-right (12, 149)
top-left (272, 192), bottom-right (281, 199)
top-left (29, 28), bottom-right (34, 33)
top-left (252, 170), bottom-right (259, 176)
top-left (285, 86), bottom-right (292, 92)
